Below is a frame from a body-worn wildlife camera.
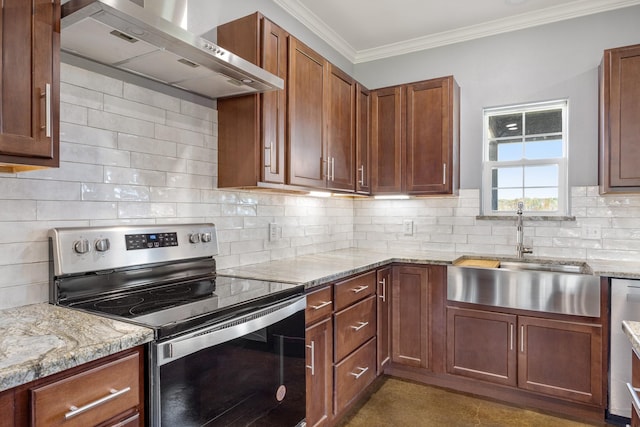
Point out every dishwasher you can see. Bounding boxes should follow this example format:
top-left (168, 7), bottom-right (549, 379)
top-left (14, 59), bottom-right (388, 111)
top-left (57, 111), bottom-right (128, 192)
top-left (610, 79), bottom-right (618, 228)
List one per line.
top-left (609, 278), bottom-right (640, 421)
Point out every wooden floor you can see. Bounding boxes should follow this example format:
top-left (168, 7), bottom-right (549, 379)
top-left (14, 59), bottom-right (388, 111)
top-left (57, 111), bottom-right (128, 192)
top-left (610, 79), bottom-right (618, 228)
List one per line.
top-left (337, 377), bottom-right (616, 427)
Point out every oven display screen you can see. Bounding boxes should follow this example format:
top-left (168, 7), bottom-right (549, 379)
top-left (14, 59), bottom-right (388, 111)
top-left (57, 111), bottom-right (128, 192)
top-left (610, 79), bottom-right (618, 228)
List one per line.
top-left (125, 232), bottom-right (178, 250)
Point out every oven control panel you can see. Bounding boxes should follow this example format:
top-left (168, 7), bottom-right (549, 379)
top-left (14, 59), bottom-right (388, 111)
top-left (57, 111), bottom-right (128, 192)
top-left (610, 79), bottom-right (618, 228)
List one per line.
top-left (49, 223), bottom-right (219, 276)
top-left (126, 232), bottom-right (178, 250)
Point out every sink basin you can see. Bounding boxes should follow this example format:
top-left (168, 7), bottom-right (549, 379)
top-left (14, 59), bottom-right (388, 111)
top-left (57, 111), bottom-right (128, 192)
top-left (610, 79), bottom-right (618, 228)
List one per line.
top-left (448, 256), bottom-right (600, 317)
top-left (498, 260), bottom-right (591, 274)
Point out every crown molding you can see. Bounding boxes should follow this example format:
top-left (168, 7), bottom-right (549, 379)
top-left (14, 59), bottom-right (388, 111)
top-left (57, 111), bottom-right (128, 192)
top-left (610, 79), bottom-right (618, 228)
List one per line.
top-left (273, 0), bottom-right (640, 64)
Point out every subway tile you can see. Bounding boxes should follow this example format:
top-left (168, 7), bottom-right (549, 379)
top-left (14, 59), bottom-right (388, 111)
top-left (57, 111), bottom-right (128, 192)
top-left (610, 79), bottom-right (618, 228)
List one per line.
top-left (61, 63), bottom-right (123, 96)
top-left (176, 203), bottom-right (222, 218)
top-left (166, 111), bottom-right (213, 135)
top-left (0, 178), bottom-right (81, 201)
top-left (88, 109), bottom-right (155, 137)
top-left (62, 142), bottom-right (131, 167)
top-left (166, 173), bottom-right (213, 189)
top-left (0, 262), bottom-right (47, 287)
top-left (150, 187), bottom-right (201, 203)
top-left (180, 99), bottom-right (217, 121)
top-left (0, 282), bottom-right (47, 309)
top-left (82, 183), bottom-right (151, 202)
top-left (37, 201), bottom-right (117, 220)
top-left (117, 202), bottom-right (176, 219)
top-left (118, 134), bottom-right (177, 157)
top-left (0, 201), bottom-right (37, 221)
top-left (60, 82), bottom-right (103, 110)
top-left (60, 102), bottom-right (88, 125)
top-left (104, 166), bottom-right (166, 186)
top-left (0, 242), bottom-right (48, 266)
top-left (124, 83), bottom-right (181, 112)
top-left (60, 122), bottom-right (117, 148)
top-left (130, 152), bottom-right (186, 173)
top-left (104, 94), bottom-right (166, 124)
top-left (155, 123), bottom-right (206, 146)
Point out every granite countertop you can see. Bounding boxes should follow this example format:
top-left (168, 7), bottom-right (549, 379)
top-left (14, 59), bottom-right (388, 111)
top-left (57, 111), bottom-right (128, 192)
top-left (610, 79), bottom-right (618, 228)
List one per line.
top-left (219, 247), bottom-right (640, 286)
top-left (0, 303), bottom-right (154, 392)
top-left (623, 320), bottom-right (640, 356)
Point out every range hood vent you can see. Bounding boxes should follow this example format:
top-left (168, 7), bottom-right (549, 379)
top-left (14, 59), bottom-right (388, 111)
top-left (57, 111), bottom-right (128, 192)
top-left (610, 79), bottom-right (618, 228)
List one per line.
top-left (61, 0), bottom-right (284, 99)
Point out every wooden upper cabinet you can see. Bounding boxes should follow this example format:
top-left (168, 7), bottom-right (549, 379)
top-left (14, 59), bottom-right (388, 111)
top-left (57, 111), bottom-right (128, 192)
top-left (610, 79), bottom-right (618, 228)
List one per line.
top-left (600, 43), bottom-right (640, 193)
top-left (406, 77), bottom-right (459, 194)
top-left (326, 65), bottom-right (356, 192)
top-left (0, 0), bottom-right (60, 172)
top-left (356, 84), bottom-right (371, 194)
top-left (217, 13), bottom-right (288, 187)
top-left (288, 38), bottom-right (328, 188)
top-left (371, 86), bottom-right (403, 194)
top-left (371, 76), bottom-right (459, 195)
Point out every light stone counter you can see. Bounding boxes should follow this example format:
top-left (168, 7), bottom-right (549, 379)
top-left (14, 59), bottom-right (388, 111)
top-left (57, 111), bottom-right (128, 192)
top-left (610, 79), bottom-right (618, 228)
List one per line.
top-left (0, 303), bottom-right (154, 392)
top-left (622, 320), bottom-right (640, 356)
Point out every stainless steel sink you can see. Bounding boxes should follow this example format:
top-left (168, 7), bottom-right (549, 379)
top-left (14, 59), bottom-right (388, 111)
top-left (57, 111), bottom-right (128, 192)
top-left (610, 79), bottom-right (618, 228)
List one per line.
top-left (447, 257), bottom-right (600, 317)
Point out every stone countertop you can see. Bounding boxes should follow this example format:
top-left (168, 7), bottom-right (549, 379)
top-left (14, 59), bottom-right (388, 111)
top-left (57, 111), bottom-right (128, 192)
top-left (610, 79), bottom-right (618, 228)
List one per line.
top-left (623, 320), bottom-right (640, 356)
top-left (0, 303), bottom-right (154, 393)
top-left (218, 248), bottom-right (640, 286)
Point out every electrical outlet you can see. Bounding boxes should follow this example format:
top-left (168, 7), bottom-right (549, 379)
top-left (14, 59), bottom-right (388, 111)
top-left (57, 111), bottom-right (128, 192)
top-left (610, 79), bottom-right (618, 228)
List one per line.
top-left (581, 225), bottom-right (601, 240)
top-left (403, 219), bottom-right (413, 236)
top-left (269, 223), bottom-right (279, 241)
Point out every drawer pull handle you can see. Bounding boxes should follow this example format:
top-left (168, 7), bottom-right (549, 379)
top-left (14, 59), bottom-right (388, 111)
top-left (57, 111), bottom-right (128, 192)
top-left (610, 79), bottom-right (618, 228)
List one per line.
top-left (379, 278), bottom-right (386, 302)
top-left (310, 300), bottom-right (332, 310)
top-left (65, 387), bottom-right (131, 420)
top-left (351, 321), bottom-right (369, 331)
top-left (349, 366), bottom-right (369, 379)
top-left (627, 383), bottom-right (640, 412)
top-left (351, 285), bottom-right (369, 294)
top-left (306, 341), bottom-right (315, 376)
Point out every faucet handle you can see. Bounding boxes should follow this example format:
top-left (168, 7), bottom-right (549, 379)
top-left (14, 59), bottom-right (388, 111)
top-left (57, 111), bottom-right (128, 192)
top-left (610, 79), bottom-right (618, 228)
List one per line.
top-left (517, 201), bottom-right (524, 211)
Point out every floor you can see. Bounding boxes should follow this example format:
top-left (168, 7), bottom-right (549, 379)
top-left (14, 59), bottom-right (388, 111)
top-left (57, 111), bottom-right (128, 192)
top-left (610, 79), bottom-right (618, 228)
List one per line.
top-left (337, 377), bottom-right (616, 427)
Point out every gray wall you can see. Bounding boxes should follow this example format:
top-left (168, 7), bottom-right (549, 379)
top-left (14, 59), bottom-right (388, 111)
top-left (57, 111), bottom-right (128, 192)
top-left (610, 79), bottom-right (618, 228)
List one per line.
top-left (353, 6), bottom-right (640, 188)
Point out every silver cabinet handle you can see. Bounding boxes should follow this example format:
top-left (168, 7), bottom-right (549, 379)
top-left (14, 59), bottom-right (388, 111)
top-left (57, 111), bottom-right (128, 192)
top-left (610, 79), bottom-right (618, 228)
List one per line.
top-left (442, 163), bottom-right (447, 185)
top-left (510, 323), bottom-right (514, 351)
top-left (520, 325), bottom-right (525, 353)
top-left (65, 387), bottom-right (131, 420)
top-left (351, 285), bottom-right (369, 294)
top-left (310, 300), bottom-right (332, 310)
top-left (331, 157), bottom-right (335, 181)
top-left (40, 84), bottom-right (52, 137)
top-left (306, 341), bottom-right (315, 376)
top-left (264, 144), bottom-right (272, 168)
top-left (349, 366), bottom-right (369, 379)
top-left (350, 321), bottom-right (369, 331)
top-left (379, 278), bottom-right (386, 302)
top-left (358, 165), bottom-right (365, 186)
top-left (627, 382), bottom-right (640, 412)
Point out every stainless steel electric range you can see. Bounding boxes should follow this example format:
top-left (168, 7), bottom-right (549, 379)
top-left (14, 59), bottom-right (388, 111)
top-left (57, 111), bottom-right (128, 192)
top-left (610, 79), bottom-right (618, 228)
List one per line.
top-left (49, 223), bottom-right (306, 427)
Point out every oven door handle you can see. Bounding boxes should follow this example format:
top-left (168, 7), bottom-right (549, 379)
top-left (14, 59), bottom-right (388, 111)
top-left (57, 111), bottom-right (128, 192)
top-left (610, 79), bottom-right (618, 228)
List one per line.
top-left (155, 295), bottom-right (306, 366)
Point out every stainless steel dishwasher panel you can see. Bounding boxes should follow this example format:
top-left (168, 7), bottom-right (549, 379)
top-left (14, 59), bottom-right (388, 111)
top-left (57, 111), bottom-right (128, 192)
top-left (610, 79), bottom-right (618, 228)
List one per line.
top-left (447, 265), bottom-right (601, 317)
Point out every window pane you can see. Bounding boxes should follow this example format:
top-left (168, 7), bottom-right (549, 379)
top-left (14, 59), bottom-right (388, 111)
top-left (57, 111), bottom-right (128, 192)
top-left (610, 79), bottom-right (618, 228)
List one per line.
top-left (488, 113), bottom-right (522, 138)
top-left (525, 109), bottom-right (562, 135)
top-left (496, 189), bottom-right (523, 211)
top-left (525, 136), bottom-right (563, 159)
top-left (489, 138), bottom-right (523, 161)
top-left (524, 187), bottom-right (558, 211)
top-left (524, 165), bottom-right (558, 187)
top-left (493, 166), bottom-right (523, 188)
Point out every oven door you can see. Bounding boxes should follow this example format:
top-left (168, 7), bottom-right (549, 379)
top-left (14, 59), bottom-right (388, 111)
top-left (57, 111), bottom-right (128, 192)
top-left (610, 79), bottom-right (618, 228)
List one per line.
top-left (149, 295), bottom-right (307, 427)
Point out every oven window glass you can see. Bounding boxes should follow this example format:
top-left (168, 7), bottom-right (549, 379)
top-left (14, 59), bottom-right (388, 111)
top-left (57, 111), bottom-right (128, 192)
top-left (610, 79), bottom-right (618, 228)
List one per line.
top-left (159, 310), bottom-right (306, 426)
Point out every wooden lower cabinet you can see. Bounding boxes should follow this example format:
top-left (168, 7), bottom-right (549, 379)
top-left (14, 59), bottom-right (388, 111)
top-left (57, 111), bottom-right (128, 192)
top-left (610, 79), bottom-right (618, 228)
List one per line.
top-left (306, 316), bottom-right (333, 427)
top-left (334, 338), bottom-right (377, 414)
top-left (334, 296), bottom-right (376, 361)
top-left (0, 389), bottom-right (14, 427)
top-left (518, 316), bottom-right (602, 405)
top-left (446, 307), bottom-right (517, 386)
top-left (376, 267), bottom-right (391, 374)
top-left (391, 266), bottom-right (429, 369)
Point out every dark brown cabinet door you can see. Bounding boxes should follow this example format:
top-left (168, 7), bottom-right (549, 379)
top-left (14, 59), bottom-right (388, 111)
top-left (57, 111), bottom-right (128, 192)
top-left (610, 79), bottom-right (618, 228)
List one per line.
top-left (356, 84), bottom-right (371, 194)
top-left (217, 14), bottom-right (287, 187)
top-left (326, 65), bottom-right (356, 192)
top-left (306, 317), bottom-right (333, 427)
top-left (405, 77), bottom-right (458, 194)
top-left (371, 86), bottom-right (403, 194)
top-left (600, 43), bottom-right (640, 192)
top-left (446, 307), bottom-right (517, 386)
top-left (376, 267), bottom-right (391, 374)
top-left (288, 38), bottom-right (327, 188)
top-left (391, 266), bottom-right (429, 369)
top-left (0, 0), bottom-right (59, 172)
top-left (518, 316), bottom-right (602, 405)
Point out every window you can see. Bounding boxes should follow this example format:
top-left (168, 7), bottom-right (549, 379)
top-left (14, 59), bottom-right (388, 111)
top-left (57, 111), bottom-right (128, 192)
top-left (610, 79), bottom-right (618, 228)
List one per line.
top-left (482, 100), bottom-right (568, 216)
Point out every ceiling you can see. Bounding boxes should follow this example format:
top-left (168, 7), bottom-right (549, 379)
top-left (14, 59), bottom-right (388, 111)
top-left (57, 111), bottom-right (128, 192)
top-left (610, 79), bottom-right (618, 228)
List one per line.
top-left (273, 0), bottom-right (640, 63)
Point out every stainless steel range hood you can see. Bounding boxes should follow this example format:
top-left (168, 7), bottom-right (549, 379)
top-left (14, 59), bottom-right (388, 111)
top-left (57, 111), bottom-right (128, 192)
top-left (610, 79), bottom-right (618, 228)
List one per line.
top-left (61, 0), bottom-right (283, 99)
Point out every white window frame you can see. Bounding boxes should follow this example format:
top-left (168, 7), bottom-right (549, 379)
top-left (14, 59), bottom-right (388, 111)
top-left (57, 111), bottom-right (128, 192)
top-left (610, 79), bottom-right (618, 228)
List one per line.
top-left (482, 99), bottom-right (568, 216)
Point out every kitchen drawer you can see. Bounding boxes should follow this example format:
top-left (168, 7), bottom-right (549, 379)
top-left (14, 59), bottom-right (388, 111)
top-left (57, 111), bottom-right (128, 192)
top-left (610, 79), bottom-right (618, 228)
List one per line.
top-left (306, 285), bottom-right (333, 325)
top-left (334, 271), bottom-right (375, 311)
top-left (31, 352), bottom-right (140, 427)
top-left (334, 337), bottom-right (377, 414)
top-left (334, 295), bottom-right (376, 361)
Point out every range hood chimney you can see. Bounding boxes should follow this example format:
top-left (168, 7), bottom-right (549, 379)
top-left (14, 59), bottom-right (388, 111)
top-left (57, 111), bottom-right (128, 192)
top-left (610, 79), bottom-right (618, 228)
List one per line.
top-left (61, 0), bottom-right (284, 99)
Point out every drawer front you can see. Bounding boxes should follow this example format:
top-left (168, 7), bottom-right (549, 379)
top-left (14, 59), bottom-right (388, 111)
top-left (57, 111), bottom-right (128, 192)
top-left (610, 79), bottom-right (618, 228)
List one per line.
top-left (334, 295), bottom-right (376, 361)
top-left (334, 337), bottom-right (377, 415)
top-left (306, 285), bottom-right (333, 325)
top-left (334, 271), bottom-right (375, 311)
top-left (31, 352), bottom-right (140, 427)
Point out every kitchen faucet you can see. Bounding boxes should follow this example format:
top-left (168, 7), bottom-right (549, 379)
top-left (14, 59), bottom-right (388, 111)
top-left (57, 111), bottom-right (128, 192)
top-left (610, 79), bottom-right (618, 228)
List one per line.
top-left (516, 201), bottom-right (533, 259)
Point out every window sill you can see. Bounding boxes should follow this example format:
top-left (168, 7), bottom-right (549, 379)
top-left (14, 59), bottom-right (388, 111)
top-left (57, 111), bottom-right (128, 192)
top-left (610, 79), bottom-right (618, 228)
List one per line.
top-left (476, 215), bottom-right (576, 221)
